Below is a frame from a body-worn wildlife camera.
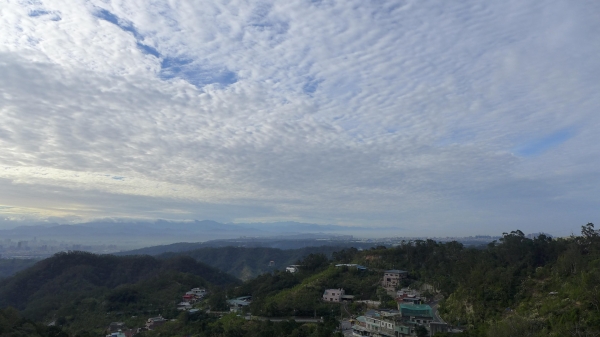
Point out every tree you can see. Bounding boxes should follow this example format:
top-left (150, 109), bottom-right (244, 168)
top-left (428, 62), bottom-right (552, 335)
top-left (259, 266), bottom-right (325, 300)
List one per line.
top-left (581, 223), bottom-right (598, 239)
top-left (207, 290), bottom-right (229, 311)
top-left (415, 325), bottom-right (429, 337)
top-left (297, 254), bottom-right (329, 272)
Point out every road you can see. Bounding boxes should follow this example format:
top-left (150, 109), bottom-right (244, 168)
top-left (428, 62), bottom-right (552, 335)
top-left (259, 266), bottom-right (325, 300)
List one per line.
top-left (429, 300), bottom-right (446, 324)
top-left (244, 316), bottom-right (323, 323)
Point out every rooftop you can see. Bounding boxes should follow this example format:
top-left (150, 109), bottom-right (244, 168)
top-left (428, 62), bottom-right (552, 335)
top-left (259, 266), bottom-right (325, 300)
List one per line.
top-left (399, 304), bottom-right (433, 317)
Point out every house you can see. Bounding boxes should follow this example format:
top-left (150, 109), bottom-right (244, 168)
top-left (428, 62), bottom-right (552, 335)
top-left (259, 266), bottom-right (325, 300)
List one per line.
top-left (146, 316), bottom-right (167, 330)
top-left (398, 304), bottom-right (434, 325)
top-left (177, 301), bottom-right (192, 310)
top-left (382, 270), bottom-right (408, 290)
top-left (286, 265), bottom-right (300, 273)
top-left (399, 304), bottom-right (449, 334)
top-left (190, 288), bottom-right (207, 297)
top-left (227, 296), bottom-right (252, 312)
top-left (396, 288), bottom-right (418, 298)
top-left (351, 305), bottom-right (448, 337)
top-left (396, 288), bottom-right (423, 304)
top-left (356, 309), bottom-right (411, 337)
top-left (323, 288), bottom-right (345, 302)
top-left (182, 294), bottom-right (196, 302)
top-left (399, 296), bottom-right (422, 305)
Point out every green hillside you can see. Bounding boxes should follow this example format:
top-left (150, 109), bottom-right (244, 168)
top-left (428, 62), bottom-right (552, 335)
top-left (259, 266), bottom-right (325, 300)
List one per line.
top-left (0, 258), bottom-right (38, 280)
top-left (0, 251), bottom-right (239, 335)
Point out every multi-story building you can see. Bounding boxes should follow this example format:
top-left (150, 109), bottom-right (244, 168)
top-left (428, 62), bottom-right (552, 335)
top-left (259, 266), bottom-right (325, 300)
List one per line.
top-left (323, 288), bottom-right (345, 302)
top-left (352, 304), bottom-right (448, 337)
top-left (381, 270), bottom-right (408, 290)
top-left (396, 288), bottom-right (423, 304)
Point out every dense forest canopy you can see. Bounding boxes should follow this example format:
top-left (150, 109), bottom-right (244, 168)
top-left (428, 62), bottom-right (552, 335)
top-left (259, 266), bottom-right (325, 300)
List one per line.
top-left (0, 252), bottom-right (239, 335)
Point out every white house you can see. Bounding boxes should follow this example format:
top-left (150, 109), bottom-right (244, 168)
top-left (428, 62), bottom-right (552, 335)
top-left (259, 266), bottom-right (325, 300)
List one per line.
top-left (177, 301), bottom-right (192, 310)
top-left (323, 288), bottom-right (345, 302)
top-left (286, 265), bottom-right (300, 273)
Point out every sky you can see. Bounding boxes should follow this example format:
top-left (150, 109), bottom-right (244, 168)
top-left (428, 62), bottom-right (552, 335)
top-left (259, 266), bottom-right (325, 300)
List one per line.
top-left (0, 0), bottom-right (599, 236)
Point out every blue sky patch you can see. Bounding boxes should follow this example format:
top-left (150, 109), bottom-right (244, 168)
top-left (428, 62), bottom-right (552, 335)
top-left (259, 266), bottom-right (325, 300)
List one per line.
top-left (514, 129), bottom-right (575, 157)
top-left (29, 9), bottom-right (50, 17)
top-left (303, 77), bottom-right (323, 95)
top-left (159, 57), bottom-right (238, 88)
top-left (137, 43), bottom-right (160, 58)
top-left (94, 8), bottom-right (141, 39)
top-left (28, 9), bottom-right (61, 21)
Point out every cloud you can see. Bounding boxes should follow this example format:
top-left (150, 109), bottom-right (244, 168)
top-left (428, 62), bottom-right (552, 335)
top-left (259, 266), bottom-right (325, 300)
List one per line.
top-left (0, 0), bottom-right (599, 236)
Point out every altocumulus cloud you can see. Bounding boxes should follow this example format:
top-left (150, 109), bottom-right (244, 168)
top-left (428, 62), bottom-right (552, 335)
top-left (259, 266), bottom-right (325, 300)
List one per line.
top-left (0, 0), bottom-right (599, 236)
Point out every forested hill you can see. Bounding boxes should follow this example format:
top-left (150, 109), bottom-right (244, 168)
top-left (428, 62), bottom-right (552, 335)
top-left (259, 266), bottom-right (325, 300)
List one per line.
top-left (157, 246), bottom-right (348, 280)
top-left (210, 224), bottom-right (599, 337)
top-left (0, 258), bottom-right (38, 280)
top-left (0, 251), bottom-right (239, 332)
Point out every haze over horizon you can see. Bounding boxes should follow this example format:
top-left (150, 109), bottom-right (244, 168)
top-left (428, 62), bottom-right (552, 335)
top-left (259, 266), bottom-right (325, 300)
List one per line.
top-left (1, 0), bottom-right (599, 237)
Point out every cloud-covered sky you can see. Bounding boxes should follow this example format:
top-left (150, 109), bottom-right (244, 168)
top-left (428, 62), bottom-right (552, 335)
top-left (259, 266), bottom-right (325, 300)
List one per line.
top-left (0, 0), bottom-right (599, 236)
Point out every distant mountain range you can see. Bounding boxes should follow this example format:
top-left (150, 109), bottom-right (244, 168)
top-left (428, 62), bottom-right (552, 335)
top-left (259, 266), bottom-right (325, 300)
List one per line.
top-left (0, 220), bottom-right (391, 246)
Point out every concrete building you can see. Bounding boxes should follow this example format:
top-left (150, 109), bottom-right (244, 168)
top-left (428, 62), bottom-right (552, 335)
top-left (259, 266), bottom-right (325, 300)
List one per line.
top-left (227, 296), bottom-right (252, 312)
top-left (351, 305), bottom-right (448, 337)
top-left (145, 316), bottom-right (167, 330)
top-left (177, 301), bottom-right (192, 310)
top-left (323, 288), bottom-right (345, 302)
top-left (396, 288), bottom-right (423, 304)
top-left (382, 270), bottom-right (408, 290)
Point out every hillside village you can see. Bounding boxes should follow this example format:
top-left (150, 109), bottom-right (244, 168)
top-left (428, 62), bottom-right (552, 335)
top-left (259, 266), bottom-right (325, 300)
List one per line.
top-left (106, 288), bottom-right (207, 337)
top-left (105, 264), bottom-right (452, 337)
top-left (328, 269), bottom-right (452, 337)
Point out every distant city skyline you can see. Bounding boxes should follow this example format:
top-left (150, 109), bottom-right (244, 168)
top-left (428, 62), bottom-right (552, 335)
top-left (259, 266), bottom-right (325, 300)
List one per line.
top-left (1, 0), bottom-right (599, 236)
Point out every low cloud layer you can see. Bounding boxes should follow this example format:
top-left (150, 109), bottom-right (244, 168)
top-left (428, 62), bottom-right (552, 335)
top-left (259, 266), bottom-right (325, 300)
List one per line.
top-left (0, 0), bottom-right (599, 236)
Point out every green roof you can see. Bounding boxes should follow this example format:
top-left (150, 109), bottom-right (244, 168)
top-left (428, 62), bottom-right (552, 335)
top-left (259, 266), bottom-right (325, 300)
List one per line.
top-left (399, 304), bottom-right (433, 317)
